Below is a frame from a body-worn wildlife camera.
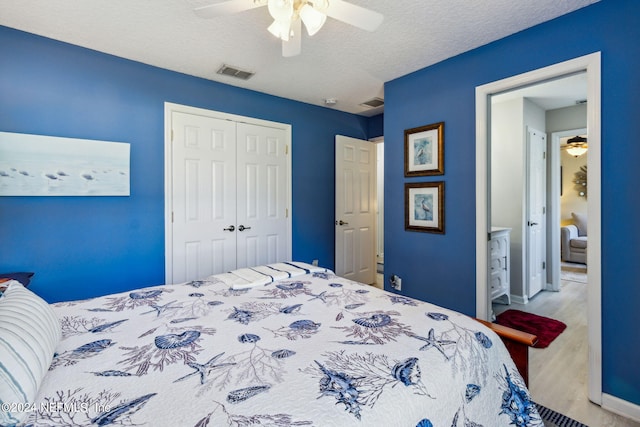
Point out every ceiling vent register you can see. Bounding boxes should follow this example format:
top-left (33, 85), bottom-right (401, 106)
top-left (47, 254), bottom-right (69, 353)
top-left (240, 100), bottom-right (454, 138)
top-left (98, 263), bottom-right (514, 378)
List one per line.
top-left (359, 97), bottom-right (384, 108)
top-left (217, 64), bottom-right (255, 80)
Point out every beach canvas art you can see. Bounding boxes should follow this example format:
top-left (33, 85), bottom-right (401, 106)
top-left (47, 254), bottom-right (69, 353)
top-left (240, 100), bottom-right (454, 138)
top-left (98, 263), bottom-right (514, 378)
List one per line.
top-left (0, 132), bottom-right (130, 196)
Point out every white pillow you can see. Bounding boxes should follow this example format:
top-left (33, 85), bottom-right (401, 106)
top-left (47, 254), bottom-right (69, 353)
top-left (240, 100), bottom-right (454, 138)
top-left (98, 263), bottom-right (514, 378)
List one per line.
top-left (0, 281), bottom-right (61, 426)
top-left (572, 212), bottom-right (588, 237)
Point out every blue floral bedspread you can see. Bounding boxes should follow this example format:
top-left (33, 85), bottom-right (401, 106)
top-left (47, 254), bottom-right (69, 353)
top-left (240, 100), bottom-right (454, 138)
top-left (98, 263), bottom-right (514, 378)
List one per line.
top-left (22, 266), bottom-right (542, 426)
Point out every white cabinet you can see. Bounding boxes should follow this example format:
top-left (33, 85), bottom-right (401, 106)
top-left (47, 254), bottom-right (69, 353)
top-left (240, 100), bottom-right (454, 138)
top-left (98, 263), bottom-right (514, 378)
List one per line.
top-left (490, 227), bottom-right (511, 304)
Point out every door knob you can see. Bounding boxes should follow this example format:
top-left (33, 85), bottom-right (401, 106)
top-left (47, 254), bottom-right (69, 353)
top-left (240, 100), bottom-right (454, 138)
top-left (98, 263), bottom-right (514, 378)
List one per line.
top-left (238, 225), bottom-right (251, 231)
top-left (336, 220), bottom-right (349, 226)
top-left (527, 221), bottom-right (539, 226)
top-left (223, 225), bottom-right (235, 232)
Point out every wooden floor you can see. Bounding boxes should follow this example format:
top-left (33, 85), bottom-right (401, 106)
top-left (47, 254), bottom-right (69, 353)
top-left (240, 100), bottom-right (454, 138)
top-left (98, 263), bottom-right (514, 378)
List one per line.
top-left (493, 266), bottom-right (640, 427)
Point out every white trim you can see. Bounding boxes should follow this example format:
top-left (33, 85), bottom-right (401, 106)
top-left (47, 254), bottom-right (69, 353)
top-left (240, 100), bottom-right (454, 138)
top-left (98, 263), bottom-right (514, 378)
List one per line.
top-left (370, 136), bottom-right (385, 265)
top-left (509, 294), bottom-right (528, 305)
top-left (548, 132), bottom-right (561, 292)
top-left (164, 102), bottom-right (293, 284)
top-left (475, 52), bottom-right (602, 404)
top-left (549, 127), bottom-right (587, 292)
top-left (602, 394), bottom-right (640, 423)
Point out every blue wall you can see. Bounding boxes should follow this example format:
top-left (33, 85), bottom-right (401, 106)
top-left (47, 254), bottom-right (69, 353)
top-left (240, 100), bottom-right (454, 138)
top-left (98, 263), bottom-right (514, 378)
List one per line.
top-left (367, 113), bottom-right (384, 138)
top-left (0, 25), bottom-right (370, 303)
top-left (384, 0), bottom-right (640, 406)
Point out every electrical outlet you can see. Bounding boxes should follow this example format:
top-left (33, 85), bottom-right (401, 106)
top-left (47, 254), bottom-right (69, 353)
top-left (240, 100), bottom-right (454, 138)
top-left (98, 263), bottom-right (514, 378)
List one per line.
top-left (312, 259), bottom-right (319, 266)
top-left (390, 274), bottom-right (402, 291)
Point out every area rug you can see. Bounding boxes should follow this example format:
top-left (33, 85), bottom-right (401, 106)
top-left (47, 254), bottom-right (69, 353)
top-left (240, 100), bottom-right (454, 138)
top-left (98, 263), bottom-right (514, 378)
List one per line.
top-left (561, 270), bottom-right (587, 283)
top-left (535, 402), bottom-right (588, 427)
top-left (561, 263), bottom-right (587, 283)
top-left (496, 309), bottom-right (567, 348)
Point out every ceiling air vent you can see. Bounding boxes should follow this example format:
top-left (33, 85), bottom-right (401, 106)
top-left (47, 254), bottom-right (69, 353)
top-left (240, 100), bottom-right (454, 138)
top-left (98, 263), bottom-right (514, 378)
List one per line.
top-left (359, 97), bottom-right (384, 108)
top-left (217, 64), bottom-right (254, 80)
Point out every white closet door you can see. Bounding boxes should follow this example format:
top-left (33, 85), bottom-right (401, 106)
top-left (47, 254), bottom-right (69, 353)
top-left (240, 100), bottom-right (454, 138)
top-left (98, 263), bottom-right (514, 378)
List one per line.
top-left (235, 123), bottom-right (288, 268)
top-left (171, 112), bottom-right (237, 283)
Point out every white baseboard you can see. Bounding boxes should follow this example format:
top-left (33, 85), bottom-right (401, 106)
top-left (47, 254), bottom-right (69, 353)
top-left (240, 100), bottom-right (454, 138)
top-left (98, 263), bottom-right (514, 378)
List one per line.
top-left (510, 294), bottom-right (529, 305)
top-left (602, 393), bottom-right (640, 422)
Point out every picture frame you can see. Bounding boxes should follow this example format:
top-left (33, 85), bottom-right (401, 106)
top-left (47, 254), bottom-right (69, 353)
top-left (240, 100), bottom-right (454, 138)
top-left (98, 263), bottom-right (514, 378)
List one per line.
top-left (405, 181), bottom-right (444, 233)
top-left (404, 122), bottom-right (444, 176)
top-left (0, 131), bottom-right (130, 196)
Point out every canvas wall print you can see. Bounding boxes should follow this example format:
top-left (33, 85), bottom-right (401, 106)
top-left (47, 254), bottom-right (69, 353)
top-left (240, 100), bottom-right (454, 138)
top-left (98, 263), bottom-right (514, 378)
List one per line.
top-left (404, 122), bottom-right (444, 176)
top-left (0, 131), bottom-right (130, 196)
top-left (405, 181), bottom-right (444, 233)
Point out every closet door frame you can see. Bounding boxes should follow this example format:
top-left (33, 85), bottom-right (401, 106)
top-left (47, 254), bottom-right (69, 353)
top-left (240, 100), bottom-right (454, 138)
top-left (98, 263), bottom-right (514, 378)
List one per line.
top-left (164, 102), bottom-right (292, 284)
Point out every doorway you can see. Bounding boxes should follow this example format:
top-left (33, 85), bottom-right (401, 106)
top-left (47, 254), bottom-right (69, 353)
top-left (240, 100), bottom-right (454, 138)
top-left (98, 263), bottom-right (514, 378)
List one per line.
top-left (334, 135), bottom-right (384, 287)
top-left (475, 53), bottom-right (602, 403)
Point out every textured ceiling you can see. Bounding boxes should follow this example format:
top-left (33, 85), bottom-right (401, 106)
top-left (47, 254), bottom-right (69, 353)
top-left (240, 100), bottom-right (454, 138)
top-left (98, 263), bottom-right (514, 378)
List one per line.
top-left (0, 0), bottom-right (598, 116)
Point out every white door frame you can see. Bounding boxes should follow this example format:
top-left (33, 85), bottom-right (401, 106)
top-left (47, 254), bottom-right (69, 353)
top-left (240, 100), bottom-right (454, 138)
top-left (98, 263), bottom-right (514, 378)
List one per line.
top-left (164, 102), bottom-right (292, 283)
top-left (525, 127), bottom-right (547, 299)
top-left (334, 135), bottom-right (377, 284)
top-left (548, 127), bottom-right (587, 292)
top-left (475, 52), bottom-right (602, 403)
top-left (371, 136), bottom-right (384, 265)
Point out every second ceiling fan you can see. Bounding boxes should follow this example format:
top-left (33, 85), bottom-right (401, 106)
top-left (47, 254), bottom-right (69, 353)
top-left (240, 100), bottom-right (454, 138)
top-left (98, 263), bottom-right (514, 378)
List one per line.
top-left (194, 0), bottom-right (384, 57)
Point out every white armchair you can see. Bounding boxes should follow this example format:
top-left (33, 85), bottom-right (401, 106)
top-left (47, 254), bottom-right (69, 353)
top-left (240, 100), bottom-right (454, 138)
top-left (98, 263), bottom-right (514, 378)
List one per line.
top-left (561, 212), bottom-right (587, 264)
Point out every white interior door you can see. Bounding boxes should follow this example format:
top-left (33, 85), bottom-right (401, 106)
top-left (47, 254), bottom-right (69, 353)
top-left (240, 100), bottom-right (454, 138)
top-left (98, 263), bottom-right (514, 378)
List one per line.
top-left (171, 112), bottom-right (237, 283)
top-left (236, 122), bottom-right (289, 268)
top-left (335, 135), bottom-right (376, 284)
top-left (526, 127), bottom-right (546, 298)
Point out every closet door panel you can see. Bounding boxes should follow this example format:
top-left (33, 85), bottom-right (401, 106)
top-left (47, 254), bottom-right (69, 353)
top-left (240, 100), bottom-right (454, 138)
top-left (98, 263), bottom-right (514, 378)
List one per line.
top-left (171, 112), bottom-right (237, 282)
top-left (236, 123), bottom-right (288, 268)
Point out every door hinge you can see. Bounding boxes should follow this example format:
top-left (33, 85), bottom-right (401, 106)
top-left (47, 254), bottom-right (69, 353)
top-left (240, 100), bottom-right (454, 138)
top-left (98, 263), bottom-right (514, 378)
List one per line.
top-left (286, 208), bottom-right (289, 218)
top-left (171, 212), bottom-right (174, 223)
top-left (285, 145), bottom-right (289, 155)
top-left (542, 261), bottom-right (546, 270)
top-left (542, 206), bottom-right (546, 214)
top-left (543, 151), bottom-right (546, 160)
top-left (171, 129), bottom-right (174, 142)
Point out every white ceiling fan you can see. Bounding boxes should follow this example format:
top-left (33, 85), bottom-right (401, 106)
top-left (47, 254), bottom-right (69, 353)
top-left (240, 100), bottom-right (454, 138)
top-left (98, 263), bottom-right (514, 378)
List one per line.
top-left (194, 0), bottom-right (384, 57)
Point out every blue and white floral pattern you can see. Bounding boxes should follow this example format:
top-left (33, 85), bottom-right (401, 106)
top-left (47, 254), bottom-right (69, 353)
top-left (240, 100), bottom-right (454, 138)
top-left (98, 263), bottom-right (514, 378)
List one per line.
top-left (22, 265), bottom-right (541, 426)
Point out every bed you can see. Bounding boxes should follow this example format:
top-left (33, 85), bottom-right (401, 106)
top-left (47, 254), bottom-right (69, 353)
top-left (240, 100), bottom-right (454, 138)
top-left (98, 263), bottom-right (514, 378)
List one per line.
top-left (1, 262), bottom-right (541, 426)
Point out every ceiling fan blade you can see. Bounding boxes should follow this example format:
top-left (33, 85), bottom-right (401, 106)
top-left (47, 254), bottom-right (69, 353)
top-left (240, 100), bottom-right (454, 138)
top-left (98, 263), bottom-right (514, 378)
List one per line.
top-left (194, 0), bottom-right (267, 19)
top-left (282, 19), bottom-right (302, 57)
top-left (324, 0), bottom-right (383, 32)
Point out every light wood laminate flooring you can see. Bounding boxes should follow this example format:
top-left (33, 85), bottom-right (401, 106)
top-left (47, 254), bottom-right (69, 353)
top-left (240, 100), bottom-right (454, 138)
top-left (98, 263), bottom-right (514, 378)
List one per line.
top-left (493, 269), bottom-right (640, 427)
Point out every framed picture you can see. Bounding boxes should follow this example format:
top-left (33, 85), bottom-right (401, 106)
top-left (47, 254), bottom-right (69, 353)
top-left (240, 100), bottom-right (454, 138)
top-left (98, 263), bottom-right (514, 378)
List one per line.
top-left (0, 131), bottom-right (130, 196)
top-left (405, 181), bottom-right (444, 233)
top-left (404, 122), bottom-right (444, 176)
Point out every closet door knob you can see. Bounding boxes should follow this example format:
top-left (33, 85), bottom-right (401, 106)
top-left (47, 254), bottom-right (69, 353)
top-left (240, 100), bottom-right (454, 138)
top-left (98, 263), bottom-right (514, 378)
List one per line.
top-left (238, 225), bottom-right (251, 231)
top-left (223, 225), bottom-right (235, 232)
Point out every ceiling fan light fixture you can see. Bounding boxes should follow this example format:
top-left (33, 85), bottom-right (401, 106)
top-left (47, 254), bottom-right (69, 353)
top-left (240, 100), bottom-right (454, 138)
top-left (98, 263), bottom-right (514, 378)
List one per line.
top-left (267, 0), bottom-right (293, 40)
top-left (566, 146), bottom-right (588, 157)
top-left (299, 4), bottom-right (326, 36)
top-left (566, 135), bottom-right (588, 157)
top-left (267, 0), bottom-right (293, 20)
top-left (268, 19), bottom-right (292, 40)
